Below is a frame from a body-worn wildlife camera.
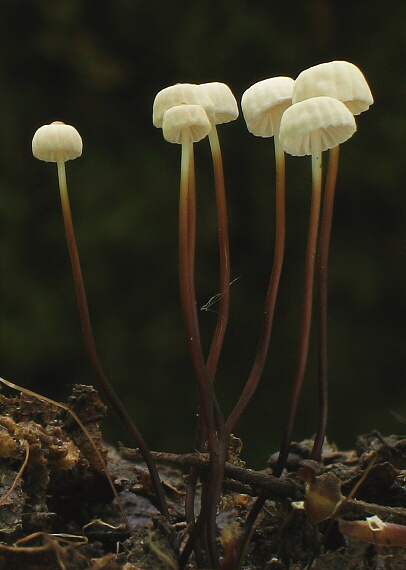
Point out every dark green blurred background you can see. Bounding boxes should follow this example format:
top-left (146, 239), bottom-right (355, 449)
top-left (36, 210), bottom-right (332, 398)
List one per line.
top-left (0, 0), bottom-right (405, 468)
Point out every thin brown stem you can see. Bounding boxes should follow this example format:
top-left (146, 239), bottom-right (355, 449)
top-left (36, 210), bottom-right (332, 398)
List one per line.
top-left (206, 126), bottom-right (231, 380)
top-left (184, 125), bottom-right (231, 548)
top-left (224, 121), bottom-right (288, 569)
top-left (177, 137), bottom-right (225, 568)
top-left (56, 159), bottom-right (169, 520)
top-left (226, 122), bottom-right (286, 434)
top-left (312, 145), bottom-right (340, 461)
top-left (177, 139), bottom-right (218, 459)
top-left (183, 146), bottom-right (201, 533)
top-left (274, 144), bottom-right (323, 477)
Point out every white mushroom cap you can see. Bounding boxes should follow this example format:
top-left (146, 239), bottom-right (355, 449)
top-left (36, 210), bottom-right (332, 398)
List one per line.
top-left (293, 61), bottom-right (373, 115)
top-left (279, 96), bottom-right (357, 156)
top-left (153, 83), bottom-right (214, 128)
top-left (198, 82), bottom-right (239, 124)
top-left (162, 104), bottom-right (212, 144)
top-left (241, 76), bottom-right (294, 137)
top-left (32, 121), bottom-right (82, 162)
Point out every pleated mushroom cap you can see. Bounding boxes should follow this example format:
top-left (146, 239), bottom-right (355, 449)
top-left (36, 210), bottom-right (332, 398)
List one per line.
top-left (162, 104), bottom-right (212, 144)
top-left (293, 61), bottom-right (373, 115)
top-left (199, 82), bottom-right (239, 124)
top-left (153, 83), bottom-right (214, 128)
top-left (241, 76), bottom-right (294, 137)
top-left (32, 121), bottom-right (82, 162)
top-left (279, 96), bottom-right (357, 156)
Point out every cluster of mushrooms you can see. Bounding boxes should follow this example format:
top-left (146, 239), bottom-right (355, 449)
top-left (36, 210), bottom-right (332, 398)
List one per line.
top-left (30, 61), bottom-right (374, 568)
top-left (151, 59), bottom-right (373, 473)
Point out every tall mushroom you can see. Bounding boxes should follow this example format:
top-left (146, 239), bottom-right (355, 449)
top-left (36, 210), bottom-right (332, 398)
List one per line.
top-left (167, 83), bottom-right (239, 564)
top-left (156, 101), bottom-right (226, 567)
top-left (292, 61), bottom-right (373, 461)
top-left (32, 121), bottom-right (169, 520)
top-left (161, 103), bottom-right (218, 446)
top-left (274, 96), bottom-right (357, 476)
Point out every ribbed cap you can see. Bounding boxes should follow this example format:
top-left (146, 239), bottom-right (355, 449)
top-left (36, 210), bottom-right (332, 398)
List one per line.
top-left (198, 82), bottom-right (239, 124)
top-left (162, 104), bottom-right (212, 144)
top-left (153, 83), bottom-right (214, 128)
top-left (279, 96), bottom-right (357, 156)
top-left (293, 61), bottom-right (373, 115)
top-left (241, 77), bottom-right (294, 137)
top-left (32, 121), bottom-right (82, 162)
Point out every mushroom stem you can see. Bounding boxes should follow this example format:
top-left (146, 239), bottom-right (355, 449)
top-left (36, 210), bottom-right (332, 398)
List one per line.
top-left (206, 126), bottom-right (231, 380)
top-left (228, 119), bottom-right (287, 568)
top-left (184, 125), bottom-right (230, 559)
top-left (274, 139), bottom-right (323, 477)
top-left (312, 145), bottom-right (340, 461)
top-left (226, 115), bottom-right (286, 434)
top-left (178, 133), bottom-right (225, 569)
top-left (55, 158), bottom-right (170, 520)
top-left (178, 136), bottom-right (218, 453)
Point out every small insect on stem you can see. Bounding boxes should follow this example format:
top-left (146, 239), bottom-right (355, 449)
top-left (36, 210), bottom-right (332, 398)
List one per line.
top-left (200, 277), bottom-right (240, 313)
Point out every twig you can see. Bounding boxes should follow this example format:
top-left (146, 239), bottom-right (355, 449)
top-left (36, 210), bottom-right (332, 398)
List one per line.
top-left (121, 447), bottom-right (406, 526)
top-left (120, 447), bottom-right (303, 501)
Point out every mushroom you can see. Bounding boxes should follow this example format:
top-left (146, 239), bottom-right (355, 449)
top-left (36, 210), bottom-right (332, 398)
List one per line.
top-left (153, 83), bottom-right (212, 275)
top-left (227, 77), bottom-right (294, 434)
top-left (32, 124), bottom-right (86, 334)
top-left (156, 99), bottom-right (226, 567)
top-left (153, 84), bottom-right (213, 310)
top-left (191, 81), bottom-right (239, 558)
top-left (32, 121), bottom-right (169, 520)
top-left (155, 100), bottom-right (219, 448)
top-left (274, 96), bottom-right (356, 476)
top-left (292, 61), bottom-right (373, 461)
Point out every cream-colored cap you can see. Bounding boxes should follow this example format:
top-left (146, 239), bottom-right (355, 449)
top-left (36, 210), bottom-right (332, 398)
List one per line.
top-left (293, 61), bottom-right (373, 115)
top-left (153, 83), bottom-right (214, 128)
top-left (279, 96), bottom-right (357, 156)
top-left (162, 104), bottom-right (212, 144)
top-left (198, 82), bottom-right (239, 124)
top-left (32, 121), bottom-right (82, 162)
top-left (241, 76), bottom-right (294, 137)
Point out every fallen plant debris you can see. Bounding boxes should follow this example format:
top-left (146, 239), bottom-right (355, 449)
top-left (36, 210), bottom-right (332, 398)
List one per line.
top-left (0, 384), bottom-right (405, 568)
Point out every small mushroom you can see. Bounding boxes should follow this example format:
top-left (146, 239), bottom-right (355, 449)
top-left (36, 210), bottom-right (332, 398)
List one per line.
top-left (31, 123), bottom-right (84, 291)
top-left (227, 77), bottom-right (294, 433)
top-left (291, 61), bottom-right (373, 462)
top-left (154, 99), bottom-right (218, 460)
top-left (32, 122), bottom-right (87, 324)
top-left (32, 121), bottom-right (169, 519)
top-left (274, 96), bottom-right (356, 477)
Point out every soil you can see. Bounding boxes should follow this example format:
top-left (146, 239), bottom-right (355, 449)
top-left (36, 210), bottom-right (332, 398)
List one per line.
top-left (0, 384), bottom-right (405, 569)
